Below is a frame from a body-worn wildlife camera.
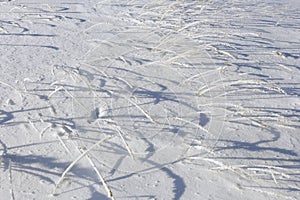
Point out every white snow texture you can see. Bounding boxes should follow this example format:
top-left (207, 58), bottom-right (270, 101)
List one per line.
top-left (0, 0), bottom-right (300, 199)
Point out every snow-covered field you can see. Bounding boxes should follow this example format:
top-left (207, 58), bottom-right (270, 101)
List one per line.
top-left (0, 0), bottom-right (300, 199)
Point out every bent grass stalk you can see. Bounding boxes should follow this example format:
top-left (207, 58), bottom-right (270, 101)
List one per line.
top-left (198, 78), bottom-right (286, 97)
top-left (97, 120), bottom-right (135, 159)
top-left (8, 159), bottom-right (15, 200)
top-left (114, 126), bottom-right (135, 160)
top-left (197, 79), bottom-right (266, 96)
top-left (174, 117), bottom-right (209, 133)
top-left (53, 136), bottom-right (113, 199)
top-left (0, 80), bottom-right (24, 103)
top-left (180, 66), bottom-right (228, 85)
top-left (85, 152), bottom-right (115, 200)
top-left (124, 96), bottom-right (157, 124)
top-left (173, 116), bottom-right (210, 157)
top-left (47, 85), bottom-right (89, 113)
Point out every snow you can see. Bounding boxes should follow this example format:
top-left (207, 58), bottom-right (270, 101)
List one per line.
top-left (0, 0), bottom-right (300, 199)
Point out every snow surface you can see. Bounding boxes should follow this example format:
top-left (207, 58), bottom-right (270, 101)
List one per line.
top-left (0, 0), bottom-right (300, 199)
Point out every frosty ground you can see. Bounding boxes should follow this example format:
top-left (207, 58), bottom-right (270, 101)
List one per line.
top-left (0, 0), bottom-right (300, 199)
